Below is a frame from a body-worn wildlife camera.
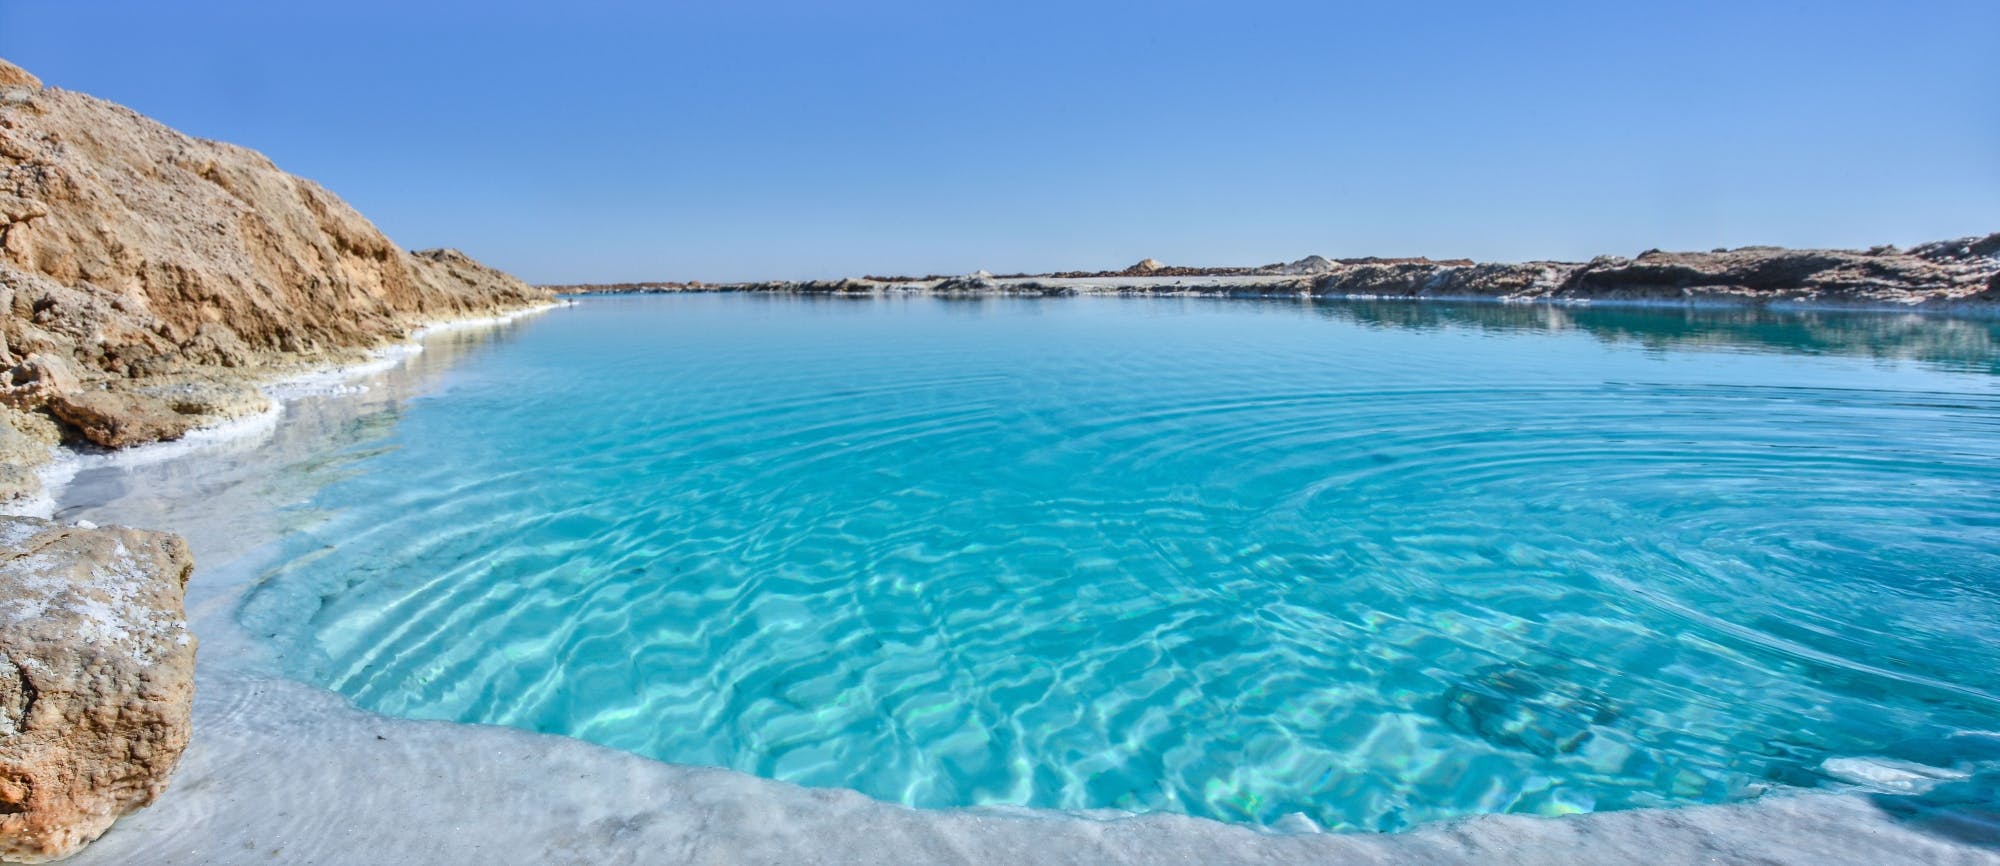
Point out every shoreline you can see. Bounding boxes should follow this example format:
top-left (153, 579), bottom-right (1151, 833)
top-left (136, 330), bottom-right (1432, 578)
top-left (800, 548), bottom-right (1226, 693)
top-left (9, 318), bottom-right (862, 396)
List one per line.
top-left (561, 283), bottom-right (2000, 319)
top-left (42, 296), bottom-right (2000, 865)
top-left (542, 231), bottom-right (2000, 315)
top-left (1, 302), bottom-right (564, 521)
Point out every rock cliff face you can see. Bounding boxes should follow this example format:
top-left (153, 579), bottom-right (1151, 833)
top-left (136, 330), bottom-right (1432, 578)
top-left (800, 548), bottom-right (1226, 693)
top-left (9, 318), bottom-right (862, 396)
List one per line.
top-left (0, 517), bottom-right (196, 863)
top-left (0, 57), bottom-right (548, 505)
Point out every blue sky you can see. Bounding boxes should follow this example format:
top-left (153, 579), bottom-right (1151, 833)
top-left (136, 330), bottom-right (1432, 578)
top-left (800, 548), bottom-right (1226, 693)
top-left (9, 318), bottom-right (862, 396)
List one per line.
top-left (3, 1), bottom-right (1996, 283)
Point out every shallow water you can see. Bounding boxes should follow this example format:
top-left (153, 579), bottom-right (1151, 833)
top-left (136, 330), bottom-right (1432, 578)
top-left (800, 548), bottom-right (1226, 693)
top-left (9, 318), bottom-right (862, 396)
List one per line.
top-left (216, 296), bottom-right (2000, 833)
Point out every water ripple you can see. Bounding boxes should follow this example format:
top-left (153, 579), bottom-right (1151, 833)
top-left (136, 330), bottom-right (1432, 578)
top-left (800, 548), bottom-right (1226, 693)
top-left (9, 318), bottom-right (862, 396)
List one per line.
top-left (237, 295), bottom-right (2000, 832)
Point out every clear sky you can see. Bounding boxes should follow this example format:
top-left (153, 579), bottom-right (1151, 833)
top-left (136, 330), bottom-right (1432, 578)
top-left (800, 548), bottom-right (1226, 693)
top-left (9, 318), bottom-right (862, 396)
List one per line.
top-left (3, 1), bottom-right (1996, 283)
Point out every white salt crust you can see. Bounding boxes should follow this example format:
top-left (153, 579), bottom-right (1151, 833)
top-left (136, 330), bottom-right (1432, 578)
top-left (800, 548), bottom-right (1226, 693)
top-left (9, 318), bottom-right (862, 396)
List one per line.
top-left (0, 302), bottom-right (565, 522)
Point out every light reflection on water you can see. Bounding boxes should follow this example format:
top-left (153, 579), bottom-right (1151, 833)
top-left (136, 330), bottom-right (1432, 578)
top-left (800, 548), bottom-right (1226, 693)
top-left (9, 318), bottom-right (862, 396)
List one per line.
top-left (67, 296), bottom-right (2000, 832)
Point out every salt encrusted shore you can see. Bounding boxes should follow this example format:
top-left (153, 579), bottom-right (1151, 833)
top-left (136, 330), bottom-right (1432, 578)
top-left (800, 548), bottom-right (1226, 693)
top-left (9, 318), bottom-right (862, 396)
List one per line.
top-left (0, 56), bottom-right (553, 511)
top-left (0, 302), bottom-right (562, 523)
top-left (0, 305), bottom-right (559, 862)
top-left (0, 516), bottom-right (195, 863)
top-left (547, 234), bottom-right (2000, 314)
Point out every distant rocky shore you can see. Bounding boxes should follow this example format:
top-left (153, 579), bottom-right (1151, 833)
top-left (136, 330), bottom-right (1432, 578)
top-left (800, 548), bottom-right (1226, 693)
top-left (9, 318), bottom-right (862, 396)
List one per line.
top-left (547, 236), bottom-right (2000, 310)
top-left (0, 58), bottom-right (550, 508)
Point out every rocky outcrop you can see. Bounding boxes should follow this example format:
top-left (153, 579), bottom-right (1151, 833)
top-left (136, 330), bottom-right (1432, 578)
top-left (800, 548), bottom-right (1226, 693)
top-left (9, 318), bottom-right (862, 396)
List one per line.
top-left (1255, 241), bottom-right (1998, 303)
top-left (1286, 241), bottom-right (1999, 303)
top-left (0, 516), bottom-right (195, 862)
top-left (0, 63), bottom-right (36, 92)
top-left (0, 56), bottom-right (549, 506)
top-left (1276, 255), bottom-right (1338, 275)
top-left (1505, 239), bottom-right (2000, 305)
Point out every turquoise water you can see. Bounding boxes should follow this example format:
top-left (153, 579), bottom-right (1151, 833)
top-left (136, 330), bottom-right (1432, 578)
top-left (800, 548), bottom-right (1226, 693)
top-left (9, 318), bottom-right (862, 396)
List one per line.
top-left (239, 296), bottom-right (2000, 832)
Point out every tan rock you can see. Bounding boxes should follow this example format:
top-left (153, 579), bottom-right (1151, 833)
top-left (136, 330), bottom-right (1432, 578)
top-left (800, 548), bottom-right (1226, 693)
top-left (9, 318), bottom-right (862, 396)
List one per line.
top-left (0, 197), bottom-right (46, 226)
top-left (45, 389), bottom-right (196, 449)
top-left (0, 356), bottom-right (77, 411)
top-left (0, 60), bottom-right (38, 91)
top-left (130, 375), bottom-right (268, 422)
top-left (175, 323), bottom-right (252, 369)
top-left (0, 56), bottom-right (548, 497)
top-left (0, 61), bottom-right (36, 113)
top-left (0, 517), bottom-right (196, 862)
top-left (0, 409), bottom-right (58, 509)
top-left (0, 77), bottom-right (546, 363)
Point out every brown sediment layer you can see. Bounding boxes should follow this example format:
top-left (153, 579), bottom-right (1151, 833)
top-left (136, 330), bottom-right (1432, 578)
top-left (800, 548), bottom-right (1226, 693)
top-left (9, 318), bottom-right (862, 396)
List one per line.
top-left (0, 57), bottom-right (549, 506)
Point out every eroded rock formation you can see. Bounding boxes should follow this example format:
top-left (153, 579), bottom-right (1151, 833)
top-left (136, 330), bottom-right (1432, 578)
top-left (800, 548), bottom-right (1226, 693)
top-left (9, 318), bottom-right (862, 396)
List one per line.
top-left (0, 517), bottom-right (195, 862)
top-left (0, 56), bottom-right (549, 505)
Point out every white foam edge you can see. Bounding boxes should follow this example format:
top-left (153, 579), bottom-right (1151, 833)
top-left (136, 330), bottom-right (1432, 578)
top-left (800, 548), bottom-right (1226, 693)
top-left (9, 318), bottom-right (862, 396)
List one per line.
top-left (26, 403), bottom-right (282, 513)
top-left (409, 300), bottom-right (568, 339)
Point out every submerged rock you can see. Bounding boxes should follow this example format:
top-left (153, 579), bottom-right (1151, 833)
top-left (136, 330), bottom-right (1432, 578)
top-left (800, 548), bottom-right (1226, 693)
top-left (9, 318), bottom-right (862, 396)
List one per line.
top-left (0, 517), bottom-right (196, 862)
top-left (1443, 661), bottom-right (1618, 757)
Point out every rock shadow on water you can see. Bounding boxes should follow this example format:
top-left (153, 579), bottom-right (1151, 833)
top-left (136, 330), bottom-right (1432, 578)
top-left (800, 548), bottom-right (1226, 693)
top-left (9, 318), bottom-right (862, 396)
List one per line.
top-left (1871, 771), bottom-right (2000, 849)
top-left (1861, 733), bottom-right (2000, 849)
